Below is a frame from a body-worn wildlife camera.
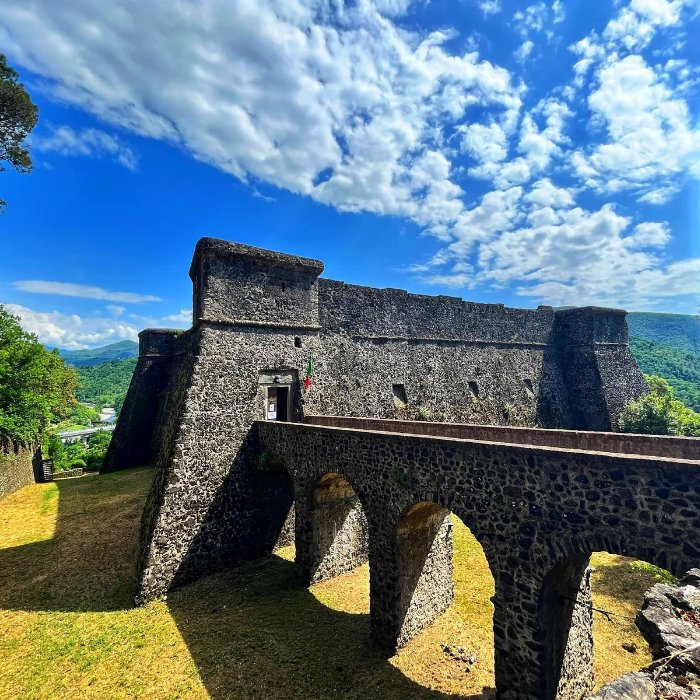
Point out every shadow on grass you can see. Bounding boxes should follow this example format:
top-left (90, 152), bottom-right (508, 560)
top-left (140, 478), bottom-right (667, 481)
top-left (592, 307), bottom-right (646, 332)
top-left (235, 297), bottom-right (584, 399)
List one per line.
top-left (0, 467), bottom-right (151, 612)
top-left (0, 468), bottom-right (494, 699)
top-left (167, 554), bottom-right (493, 700)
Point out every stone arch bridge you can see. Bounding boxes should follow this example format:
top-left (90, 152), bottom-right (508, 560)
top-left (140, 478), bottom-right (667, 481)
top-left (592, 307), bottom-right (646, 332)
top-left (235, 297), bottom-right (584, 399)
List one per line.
top-left (255, 416), bottom-right (700, 700)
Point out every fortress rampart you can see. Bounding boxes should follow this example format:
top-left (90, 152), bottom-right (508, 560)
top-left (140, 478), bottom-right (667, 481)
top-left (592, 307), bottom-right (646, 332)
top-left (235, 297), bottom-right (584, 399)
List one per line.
top-left (101, 237), bottom-right (675, 700)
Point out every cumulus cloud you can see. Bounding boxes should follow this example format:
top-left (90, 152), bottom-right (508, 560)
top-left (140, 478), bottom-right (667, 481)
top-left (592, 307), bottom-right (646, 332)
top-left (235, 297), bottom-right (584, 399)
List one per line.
top-left (514, 40), bottom-right (534, 64)
top-left (573, 54), bottom-right (700, 201)
top-left (478, 0), bottom-right (502, 17)
top-left (32, 125), bottom-right (138, 170)
top-left (2, 0), bottom-right (699, 312)
top-left (13, 280), bottom-right (162, 303)
top-left (6, 304), bottom-right (141, 349)
top-left (0, 0), bottom-right (520, 233)
top-left (6, 303), bottom-right (192, 349)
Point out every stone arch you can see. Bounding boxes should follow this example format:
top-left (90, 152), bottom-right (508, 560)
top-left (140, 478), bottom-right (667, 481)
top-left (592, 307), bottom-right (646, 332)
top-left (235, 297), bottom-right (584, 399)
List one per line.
top-left (538, 534), bottom-right (697, 700)
top-left (303, 471), bottom-right (369, 585)
top-left (392, 499), bottom-right (496, 652)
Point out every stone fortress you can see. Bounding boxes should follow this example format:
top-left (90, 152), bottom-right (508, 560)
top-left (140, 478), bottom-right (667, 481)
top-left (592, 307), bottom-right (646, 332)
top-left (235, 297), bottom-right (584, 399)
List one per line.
top-left (105, 237), bottom-right (700, 699)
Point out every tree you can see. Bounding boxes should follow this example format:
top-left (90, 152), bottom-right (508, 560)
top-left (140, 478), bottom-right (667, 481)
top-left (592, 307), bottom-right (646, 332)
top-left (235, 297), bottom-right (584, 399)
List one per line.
top-left (0, 305), bottom-right (77, 445)
top-left (0, 54), bottom-right (39, 211)
top-left (619, 374), bottom-right (700, 437)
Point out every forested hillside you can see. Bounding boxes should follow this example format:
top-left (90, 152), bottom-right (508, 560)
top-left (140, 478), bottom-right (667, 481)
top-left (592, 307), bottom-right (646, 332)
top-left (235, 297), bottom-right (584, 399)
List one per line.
top-left (627, 312), bottom-right (700, 355)
top-left (60, 340), bottom-right (138, 367)
top-left (630, 338), bottom-right (700, 412)
top-left (75, 358), bottom-right (136, 411)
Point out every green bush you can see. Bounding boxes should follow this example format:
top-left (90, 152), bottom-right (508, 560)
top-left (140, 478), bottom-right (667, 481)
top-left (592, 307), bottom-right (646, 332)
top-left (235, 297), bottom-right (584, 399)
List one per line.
top-left (619, 375), bottom-right (700, 437)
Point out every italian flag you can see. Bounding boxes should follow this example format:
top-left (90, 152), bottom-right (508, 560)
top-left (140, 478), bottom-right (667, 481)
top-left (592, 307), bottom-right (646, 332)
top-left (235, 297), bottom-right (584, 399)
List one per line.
top-left (304, 356), bottom-right (314, 390)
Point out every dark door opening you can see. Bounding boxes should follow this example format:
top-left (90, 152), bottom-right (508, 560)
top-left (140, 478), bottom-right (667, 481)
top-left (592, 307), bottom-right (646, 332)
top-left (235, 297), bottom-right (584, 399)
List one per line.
top-left (266, 386), bottom-right (289, 421)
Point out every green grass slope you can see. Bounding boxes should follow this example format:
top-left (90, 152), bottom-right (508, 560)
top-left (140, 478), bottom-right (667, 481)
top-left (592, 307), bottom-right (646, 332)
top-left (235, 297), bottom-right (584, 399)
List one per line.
top-left (0, 468), bottom-right (664, 698)
top-left (59, 340), bottom-right (138, 367)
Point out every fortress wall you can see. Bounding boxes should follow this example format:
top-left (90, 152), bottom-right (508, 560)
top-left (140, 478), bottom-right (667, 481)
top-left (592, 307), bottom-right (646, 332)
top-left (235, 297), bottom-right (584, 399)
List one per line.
top-left (102, 329), bottom-right (181, 473)
top-left (137, 323), bottom-right (308, 599)
top-left (319, 278), bottom-right (554, 343)
top-left (554, 307), bottom-right (647, 430)
top-left (306, 335), bottom-right (568, 426)
top-left (190, 237), bottom-right (323, 327)
top-left (0, 440), bottom-right (39, 500)
top-left (120, 237), bottom-right (648, 600)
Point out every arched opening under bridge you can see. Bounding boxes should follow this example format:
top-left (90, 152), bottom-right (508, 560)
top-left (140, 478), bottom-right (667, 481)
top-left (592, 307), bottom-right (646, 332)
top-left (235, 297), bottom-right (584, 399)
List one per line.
top-left (308, 472), bottom-right (369, 584)
top-left (539, 548), bottom-right (678, 700)
top-left (392, 501), bottom-right (496, 694)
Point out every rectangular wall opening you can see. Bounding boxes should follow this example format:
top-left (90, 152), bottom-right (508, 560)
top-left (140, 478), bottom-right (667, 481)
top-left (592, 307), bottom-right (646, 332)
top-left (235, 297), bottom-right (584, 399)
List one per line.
top-left (393, 383), bottom-right (408, 409)
top-left (266, 386), bottom-right (289, 421)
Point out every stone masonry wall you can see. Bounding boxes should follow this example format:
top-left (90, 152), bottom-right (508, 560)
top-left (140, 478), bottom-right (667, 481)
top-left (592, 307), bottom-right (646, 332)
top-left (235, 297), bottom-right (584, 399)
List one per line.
top-left (103, 329), bottom-right (179, 473)
top-left (0, 440), bottom-right (39, 499)
top-left (105, 238), bottom-right (657, 697)
top-left (106, 238), bottom-right (651, 601)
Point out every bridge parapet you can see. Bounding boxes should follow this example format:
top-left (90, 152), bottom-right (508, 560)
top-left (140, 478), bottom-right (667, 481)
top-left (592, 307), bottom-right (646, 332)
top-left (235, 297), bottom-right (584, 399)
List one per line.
top-left (306, 415), bottom-right (700, 461)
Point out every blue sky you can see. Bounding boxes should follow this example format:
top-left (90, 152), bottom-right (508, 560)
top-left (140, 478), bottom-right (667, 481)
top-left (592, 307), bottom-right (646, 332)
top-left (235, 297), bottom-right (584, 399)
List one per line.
top-left (1, 0), bottom-right (699, 348)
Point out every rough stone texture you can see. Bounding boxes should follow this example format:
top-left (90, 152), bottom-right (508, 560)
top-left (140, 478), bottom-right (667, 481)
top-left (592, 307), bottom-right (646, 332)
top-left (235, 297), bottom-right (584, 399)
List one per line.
top-left (256, 421), bottom-right (700, 700)
top-left (396, 503), bottom-right (454, 647)
top-left (306, 415), bottom-right (700, 460)
top-left (540, 555), bottom-right (594, 700)
top-left (303, 472), bottom-right (369, 584)
top-left (0, 440), bottom-right (40, 499)
top-left (105, 237), bottom-right (672, 698)
top-left (102, 329), bottom-right (179, 473)
top-left (587, 673), bottom-right (655, 700)
top-left (589, 569), bottom-right (700, 700)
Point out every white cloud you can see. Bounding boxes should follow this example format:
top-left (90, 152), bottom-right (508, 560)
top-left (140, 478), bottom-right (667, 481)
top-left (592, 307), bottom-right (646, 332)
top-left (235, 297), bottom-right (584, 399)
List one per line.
top-left (0, 0), bottom-right (521, 237)
top-left (603, 0), bottom-right (688, 50)
top-left (2, 0), bottom-right (699, 313)
top-left (478, 0), bottom-right (502, 17)
top-left (461, 122), bottom-right (508, 165)
top-left (552, 1), bottom-right (565, 24)
top-left (513, 3), bottom-right (548, 37)
top-left (573, 54), bottom-right (700, 199)
top-left (163, 308), bottom-right (191, 324)
top-left (13, 280), bottom-right (162, 303)
top-left (32, 125), bottom-right (138, 170)
top-left (6, 303), bottom-right (192, 349)
top-left (417, 181), bottom-right (699, 310)
top-left (514, 40), bottom-right (534, 64)
top-left (629, 221), bottom-right (671, 247)
top-left (6, 304), bottom-right (141, 350)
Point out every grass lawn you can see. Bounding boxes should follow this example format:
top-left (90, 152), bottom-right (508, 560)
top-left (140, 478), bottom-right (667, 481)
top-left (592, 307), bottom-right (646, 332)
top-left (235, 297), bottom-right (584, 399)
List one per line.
top-left (0, 468), bottom-right (665, 699)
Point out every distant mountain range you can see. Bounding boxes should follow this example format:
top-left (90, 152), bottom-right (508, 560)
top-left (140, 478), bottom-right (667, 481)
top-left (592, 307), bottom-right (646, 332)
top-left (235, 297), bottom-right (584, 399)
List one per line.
top-left (58, 340), bottom-right (139, 367)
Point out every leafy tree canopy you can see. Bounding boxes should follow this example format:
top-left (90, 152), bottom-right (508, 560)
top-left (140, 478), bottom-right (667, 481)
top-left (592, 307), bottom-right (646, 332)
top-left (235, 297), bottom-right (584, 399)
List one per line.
top-left (75, 357), bottom-right (136, 413)
top-left (619, 374), bottom-right (700, 437)
top-left (0, 305), bottom-right (77, 445)
top-left (0, 53), bottom-right (39, 210)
